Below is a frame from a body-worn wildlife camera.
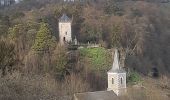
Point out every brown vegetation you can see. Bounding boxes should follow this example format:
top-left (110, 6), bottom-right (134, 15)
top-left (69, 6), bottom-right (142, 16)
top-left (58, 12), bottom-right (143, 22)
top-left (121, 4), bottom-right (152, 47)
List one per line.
top-left (0, 0), bottom-right (170, 100)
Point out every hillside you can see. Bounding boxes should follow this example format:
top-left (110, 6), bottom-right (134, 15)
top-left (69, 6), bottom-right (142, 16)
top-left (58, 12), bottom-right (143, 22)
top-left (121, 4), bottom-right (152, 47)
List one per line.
top-left (0, 0), bottom-right (170, 100)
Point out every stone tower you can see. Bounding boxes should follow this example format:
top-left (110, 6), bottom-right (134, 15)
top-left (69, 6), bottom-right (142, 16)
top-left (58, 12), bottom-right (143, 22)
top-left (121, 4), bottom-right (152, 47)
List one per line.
top-left (59, 14), bottom-right (72, 45)
top-left (107, 49), bottom-right (126, 96)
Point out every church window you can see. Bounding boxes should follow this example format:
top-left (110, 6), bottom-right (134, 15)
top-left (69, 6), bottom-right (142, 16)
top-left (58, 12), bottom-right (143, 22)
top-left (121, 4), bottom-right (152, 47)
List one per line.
top-left (120, 77), bottom-right (123, 84)
top-left (112, 78), bottom-right (114, 84)
top-left (65, 32), bottom-right (67, 35)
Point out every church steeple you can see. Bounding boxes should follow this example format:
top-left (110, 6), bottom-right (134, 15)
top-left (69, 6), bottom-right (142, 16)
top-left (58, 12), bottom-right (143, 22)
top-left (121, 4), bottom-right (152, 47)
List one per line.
top-left (107, 48), bottom-right (126, 96)
top-left (111, 49), bottom-right (120, 71)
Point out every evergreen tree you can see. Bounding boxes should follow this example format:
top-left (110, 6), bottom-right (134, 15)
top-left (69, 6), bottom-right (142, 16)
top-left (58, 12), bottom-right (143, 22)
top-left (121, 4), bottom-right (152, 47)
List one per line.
top-left (32, 22), bottom-right (55, 52)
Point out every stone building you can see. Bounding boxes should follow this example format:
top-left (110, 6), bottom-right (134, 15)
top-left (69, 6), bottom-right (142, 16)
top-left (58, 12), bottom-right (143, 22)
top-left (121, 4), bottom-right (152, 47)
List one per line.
top-left (59, 14), bottom-right (72, 45)
top-left (0, 0), bottom-right (14, 6)
top-left (0, 0), bottom-right (21, 6)
top-left (107, 49), bottom-right (126, 96)
top-left (74, 49), bottom-right (127, 100)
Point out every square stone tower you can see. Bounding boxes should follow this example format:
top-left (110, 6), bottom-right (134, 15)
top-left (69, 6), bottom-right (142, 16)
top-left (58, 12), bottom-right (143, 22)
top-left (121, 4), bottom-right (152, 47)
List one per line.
top-left (59, 14), bottom-right (72, 45)
top-left (107, 49), bottom-right (126, 96)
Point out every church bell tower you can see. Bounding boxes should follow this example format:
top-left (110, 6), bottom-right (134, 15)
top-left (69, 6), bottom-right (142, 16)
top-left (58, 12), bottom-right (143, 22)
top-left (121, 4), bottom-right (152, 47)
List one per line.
top-left (107, 49), bottom-right (126, 96)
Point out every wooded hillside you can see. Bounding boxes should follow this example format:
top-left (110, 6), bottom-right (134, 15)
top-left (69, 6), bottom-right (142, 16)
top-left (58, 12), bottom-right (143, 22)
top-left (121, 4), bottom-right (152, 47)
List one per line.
top-left (0, 0), bottom-right (170, 100)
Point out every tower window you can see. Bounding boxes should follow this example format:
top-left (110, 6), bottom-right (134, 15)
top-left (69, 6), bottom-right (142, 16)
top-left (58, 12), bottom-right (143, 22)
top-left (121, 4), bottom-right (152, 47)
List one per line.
top-left (112, 78), bottom-right (114, 84)
top-left (65, 32), bottom-right (67, 35)
top-left (121, 77), bottom-right (123, 84)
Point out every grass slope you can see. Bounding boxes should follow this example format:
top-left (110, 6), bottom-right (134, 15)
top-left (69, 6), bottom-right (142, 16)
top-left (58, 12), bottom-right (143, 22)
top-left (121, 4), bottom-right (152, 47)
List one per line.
top-left (79, 47), bottom-right (112, 72)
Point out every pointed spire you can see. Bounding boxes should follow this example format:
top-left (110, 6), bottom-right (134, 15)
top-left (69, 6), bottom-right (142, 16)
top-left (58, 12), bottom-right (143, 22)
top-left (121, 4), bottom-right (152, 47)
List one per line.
top-left (111, 48), bottom-right (120, 71)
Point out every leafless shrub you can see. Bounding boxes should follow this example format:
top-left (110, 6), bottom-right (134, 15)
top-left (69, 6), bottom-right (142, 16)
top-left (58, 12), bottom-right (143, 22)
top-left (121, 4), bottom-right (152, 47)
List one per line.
top-left (0, 71), bottom-right (91, 100)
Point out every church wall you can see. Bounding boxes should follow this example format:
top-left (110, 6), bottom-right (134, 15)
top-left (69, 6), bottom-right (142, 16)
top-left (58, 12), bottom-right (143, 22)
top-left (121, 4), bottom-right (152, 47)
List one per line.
top-left (107, 73), bottom-right (119, 91)
top-left (118, 73), bottom-right (126, 89)
top-left (107, 72), bottom-right (126, 96)
top-left (118, 73), bottom-right (127, 95)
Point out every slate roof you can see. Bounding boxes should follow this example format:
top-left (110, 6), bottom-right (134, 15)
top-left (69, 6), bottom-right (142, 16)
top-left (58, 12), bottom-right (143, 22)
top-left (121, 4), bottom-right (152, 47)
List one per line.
top-left (74, 91), bottom-right (119, 100)
top-left (59, 14), bottom-right (71, 22)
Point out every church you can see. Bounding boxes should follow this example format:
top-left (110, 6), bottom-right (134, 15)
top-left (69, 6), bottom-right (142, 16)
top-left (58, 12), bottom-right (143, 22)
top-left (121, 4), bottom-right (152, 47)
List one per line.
top-left (74, 49), bottom-right (127, 100)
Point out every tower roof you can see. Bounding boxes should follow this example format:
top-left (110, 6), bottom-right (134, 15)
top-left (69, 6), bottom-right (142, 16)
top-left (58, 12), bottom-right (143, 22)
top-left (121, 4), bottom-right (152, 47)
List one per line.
top-left (108, 49), bottom-right (125, 73)
top-left (59, 14), bottom-right (71, 22)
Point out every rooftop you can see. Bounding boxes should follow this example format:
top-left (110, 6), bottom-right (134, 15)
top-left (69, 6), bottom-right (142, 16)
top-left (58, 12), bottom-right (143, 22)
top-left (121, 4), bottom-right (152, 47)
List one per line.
top-left (59, 14), bottom-right (71, 22)
top-left (108, 49), bottom-right (126, 73)
top-left (74, 91), bottom-right (118, 100)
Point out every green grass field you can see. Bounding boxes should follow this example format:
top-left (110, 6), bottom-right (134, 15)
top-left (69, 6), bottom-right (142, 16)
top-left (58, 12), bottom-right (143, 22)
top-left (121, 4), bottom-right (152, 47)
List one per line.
top-left (79, 47), bottom-right (112, 72)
